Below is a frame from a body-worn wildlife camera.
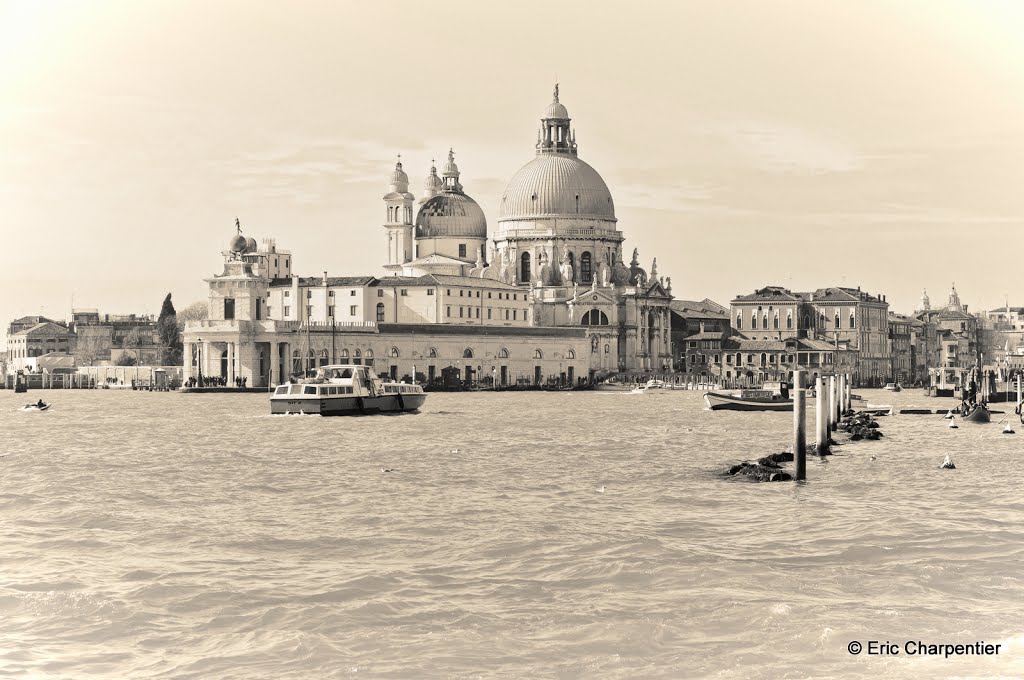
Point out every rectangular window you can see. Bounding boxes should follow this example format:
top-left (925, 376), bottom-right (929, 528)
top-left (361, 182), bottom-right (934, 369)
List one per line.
top-left (447, 306), bottom-right (451, 317)
top-left (447, 289), bottom-right (451, 295)
top-left (513, 294), bottom-right (517, 301)
top-left (460, 307), bottom-right (464, 318)
top-left (328, 290), bottom-right (335, 298)
top-left (284, 290), bottom-right (290, 298)
top-left (284, 306), bottom-right (291, 317)
top-left (350, 290), bottom-right (356, 296)
top-left (505, 310), bottom-right (510, 320)
top-left (377, 290), bottom-right (384, 297)
top-left (307, 290), bottom-right (312, 298)
top-left (328, 305), bottom-right (335, 317)
top-left (460, 290), bottom-right (464, 297)
top-left (476, 291), bottom-right (480, 298)
top-left (400, 289), bottom-right (408, 296)
top-left (224, 298), bottom-right (235, 320)
top-left (487, 292), bottom-right (492, 299)
top-left (475, 308), bottom-right (480, 318)
top-left (349, 305), bottom-right (357, 315)
top-left (459, 244), bottom-right (467, 258)
top-left (427, 289), bottom-right (434, 295)
top-left (488, 308), bottom-right (492, 319)
top-left (513, 310), bottom-right (517, 320)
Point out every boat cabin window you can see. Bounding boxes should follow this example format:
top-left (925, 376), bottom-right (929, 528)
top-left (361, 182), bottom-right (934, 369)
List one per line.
top-left (303, 385), bottom-right (317, 395)
top-left (288, 385), bottom-right (303, 395)
top-left (274, 386), bottom-right (288, 395)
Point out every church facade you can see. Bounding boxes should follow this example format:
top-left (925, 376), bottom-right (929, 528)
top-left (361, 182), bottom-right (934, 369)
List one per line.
top-left (182, 86), bottom-right (673, 386)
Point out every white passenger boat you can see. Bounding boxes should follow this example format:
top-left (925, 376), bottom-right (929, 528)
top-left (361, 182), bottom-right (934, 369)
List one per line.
top-left (703, 388), bottom-right (795, 411)
top-left (644, 379), bottom-right (668, 389)
top-left (270, 364), bottom-right (426, 416)
top-left (594, 378), bottom-right (635, 392)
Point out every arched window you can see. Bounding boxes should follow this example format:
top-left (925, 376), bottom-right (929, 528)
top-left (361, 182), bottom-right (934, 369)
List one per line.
top-left (819, 313), bottom-right (826, 327)
top-left (834, 313), bottom-right (840, 329)
top-left (319, 349), bottom-right (328, 367)
top-left (786, 313), bottom-right (793, 330)
top-left (427, 347), bottom-right (437, 358)
top-left (762, 314), bottom-right (768, 330)
top-left (353, 349), bottom-right (362, 365)
top-left (364, 349), bottom-right (373, 366)
top-left (736, 314), bottom-right (742, 330)
top-left (376, 303), bottom-right (385, 322)
top-left (773, 313), bottom-right (779, 330)
top-left (534, 349), bottom-right (543, 359)
top-left (568, 349), bottom-right (576, 359)
top-left (750, 312), bottom-right (756, 329)
top-left (580, 309), bottom-right (610, 325)
top-left (804, 314), bottom-right (810, 328)
top-left (760, 352), bottom-right (767, 365)
top-left (604, 344), bottom-right (610, 354)
top-left (520, 252), bottom-right (531, 283)
top-left (390, 347), bottom-right (400, 358)
top-left (340, 349), bottom-right (349, 360)
top-left (498, 348), bottom-right (509, 359)
top-left (463, 348), bottom-right (474, 359)
top-left (580, 252), bottom-right (592, 284)
top-left (849, 312), bottom-right (856, 329)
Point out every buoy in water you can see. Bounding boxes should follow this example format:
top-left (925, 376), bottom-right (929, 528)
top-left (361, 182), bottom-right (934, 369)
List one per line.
top-left (948, 417), bottom-right (958, 429)
top-left (940, 454), bottom-right (956, 470)
top-left (944, 409), bottom-right (954, 419)
top-left (1003, 423), bottom-right (1015, 434)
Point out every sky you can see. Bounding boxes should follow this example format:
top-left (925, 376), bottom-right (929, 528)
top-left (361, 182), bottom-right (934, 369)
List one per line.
top-left (2, 0), bottom-right (1023, 346)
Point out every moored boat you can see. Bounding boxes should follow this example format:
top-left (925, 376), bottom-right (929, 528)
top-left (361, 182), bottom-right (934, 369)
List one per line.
top-left (594, 380), bottom-right (635, 392)
top-left (703, 388), bottom-right (795, 411)
top-left (644, 379), bottom-right (668, 389)
top-left (270, 364), bottom-right (426, 416)
top-left (883, 382), bottom-right (902, 392)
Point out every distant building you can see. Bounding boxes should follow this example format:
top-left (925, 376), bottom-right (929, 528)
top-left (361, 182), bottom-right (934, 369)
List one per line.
top-left (888, 312), bottom-right (912, 383)
top-left (727, 285), bottom-right (891, 386)
top-left (70, 308), bottom-right (161, 365)
top-left (6, 321), bottom-right (74, 370)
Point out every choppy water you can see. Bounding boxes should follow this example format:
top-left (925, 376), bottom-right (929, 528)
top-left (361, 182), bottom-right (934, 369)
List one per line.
top-left (1, 388), bottom-right (1022, 679)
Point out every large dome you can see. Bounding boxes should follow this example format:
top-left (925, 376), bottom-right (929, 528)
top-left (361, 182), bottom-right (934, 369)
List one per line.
top-left (498, 154), bottom-right (615, 222)
top-left (416, 193), bottom-right (487, 238)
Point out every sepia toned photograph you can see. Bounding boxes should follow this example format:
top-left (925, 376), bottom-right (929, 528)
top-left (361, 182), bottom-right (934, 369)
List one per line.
top-left (1, 1), bottom-right (1022, 678)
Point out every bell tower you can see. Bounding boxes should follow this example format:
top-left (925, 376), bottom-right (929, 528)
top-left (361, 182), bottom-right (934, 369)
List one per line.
top-left (383, 156), bottom-right (414, 273)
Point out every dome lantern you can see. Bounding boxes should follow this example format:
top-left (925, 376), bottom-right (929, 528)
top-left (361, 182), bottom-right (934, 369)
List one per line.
top-left (537, 83), bottom-right (576, 156)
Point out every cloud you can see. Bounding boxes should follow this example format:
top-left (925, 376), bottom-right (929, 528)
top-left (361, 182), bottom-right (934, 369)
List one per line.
top-left (709, 120), bottom-right (866, 174)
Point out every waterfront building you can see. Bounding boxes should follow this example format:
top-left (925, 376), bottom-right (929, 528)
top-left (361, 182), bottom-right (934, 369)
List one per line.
top-left (182, 85), bottom-right (674, 385)
top-left (70, 309), bottom-right (161, 365)
top-left (888, 312), bottom-right (912, 383)
top-left (669, 299), bottom-right (730, 381)
top-left (727, 285), bottom-right (891, 386)
top-left (5, 321), bottom-right (74, 370)
top-left (915, 285), bottom-right (979, 387)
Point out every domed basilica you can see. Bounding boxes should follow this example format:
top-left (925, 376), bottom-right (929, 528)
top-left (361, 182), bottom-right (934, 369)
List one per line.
top-left (384, 85), bottom-right (674, 372)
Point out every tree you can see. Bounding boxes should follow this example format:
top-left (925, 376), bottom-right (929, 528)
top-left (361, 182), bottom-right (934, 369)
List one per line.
top-left (74, 333), bottom-right (107, 367)
top-left (157, 293), bottom-right (182, 366)
top-left (122, 327), bottom-right (143, 364)
top-left (115, 353), bottom-right (137, 366)
top-left (177, 301), bottom-right (209, 332)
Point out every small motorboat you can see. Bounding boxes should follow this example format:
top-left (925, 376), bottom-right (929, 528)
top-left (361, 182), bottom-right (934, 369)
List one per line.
top-left (644, 379), bottom-right (668, 390)
top-left (20, 402), bottom-right (50, 412)
top-left (883, 383), bottom-right (902, 392)
top-left (594, 379), bottom-right (634, 393)
top-left (629, 386), bottom-right (650, 395)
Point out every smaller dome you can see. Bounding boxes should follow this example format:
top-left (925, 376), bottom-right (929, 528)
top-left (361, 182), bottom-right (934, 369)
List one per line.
top-left (228, 233), bottom-right (247, 253)
top-left (244, 237), bottom-right (258, 253)
top-left (390, 162), bottom-right (409, 185)
top-left (611, 253), bottom-right (631, 286)
top-left (416, 193), bottom-right (487, 239)
top-left (424, 163), bottom-right (442, 191)
top-left (544, 101), bottom-right (569, 119)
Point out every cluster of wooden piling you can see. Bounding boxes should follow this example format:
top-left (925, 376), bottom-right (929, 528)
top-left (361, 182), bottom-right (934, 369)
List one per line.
top-left (793, 370), bottom-right (855, 481)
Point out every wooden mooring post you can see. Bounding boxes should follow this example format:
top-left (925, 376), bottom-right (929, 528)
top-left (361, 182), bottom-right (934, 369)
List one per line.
top-left (815, 375), bottom-right (827, 455)
top-left (793, 369), bottom-right (806, 480)
top-left (828, 375), bottom-right (837, 432)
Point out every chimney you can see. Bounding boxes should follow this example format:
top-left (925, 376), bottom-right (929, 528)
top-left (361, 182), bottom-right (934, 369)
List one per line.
top-left (323, 271), bottom-right (328, 286)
